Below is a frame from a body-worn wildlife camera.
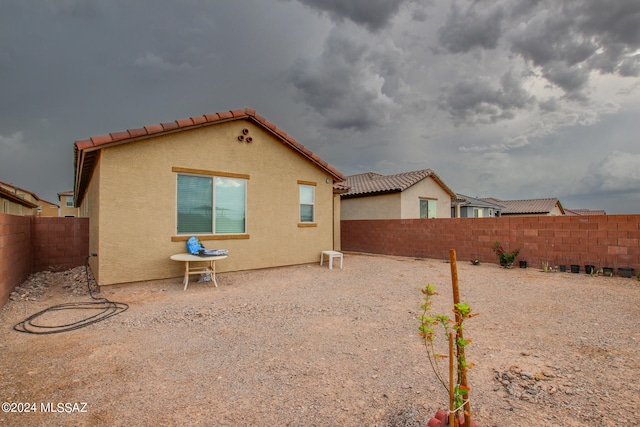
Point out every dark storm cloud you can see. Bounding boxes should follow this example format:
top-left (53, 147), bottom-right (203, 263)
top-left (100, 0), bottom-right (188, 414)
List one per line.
top-left (294, 0), bottom-right (409, 31)
top-left (508, 1), bottom-right (640, 94)
top-left (288, 30), bottom-right (401, 131)
top-left (438, 2), bottom-right (505, 53)
top-left (438, 71), bottom-right (535, 125)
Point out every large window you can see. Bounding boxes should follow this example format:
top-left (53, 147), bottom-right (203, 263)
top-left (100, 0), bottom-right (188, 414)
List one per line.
top-left (177, 174), bottom-right (246, 234)
top-left (419, 199), bottom-right (437, 219)
top-left (299, 184), bottom-right (315, 223)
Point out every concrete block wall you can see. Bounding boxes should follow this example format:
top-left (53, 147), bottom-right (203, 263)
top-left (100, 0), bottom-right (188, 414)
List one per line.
top-left (31, 217), bottom-right (90, 273)
top-left (0, 214), bottom-right (32, 308)
top-left (0, 214), bottom-right (89, 308)
top-left (341, 215), bottom-right (640, 273)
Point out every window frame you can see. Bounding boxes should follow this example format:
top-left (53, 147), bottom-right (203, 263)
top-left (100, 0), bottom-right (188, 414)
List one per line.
top-left (173, 167), bottom-right (249, 238)
top-left (298, 180), bottom-right (316, 226)
top-left (419, 198), bottom-right (437, 219)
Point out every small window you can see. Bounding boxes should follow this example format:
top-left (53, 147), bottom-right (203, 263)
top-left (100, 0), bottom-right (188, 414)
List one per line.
top-left (420, 199), bottom-right (437, 218)
top-left (299, 185), bottom-right (315, 223)
top-left (473, 208), bottom-right (483, 218)
top-left (66, 197), bottom-right (74, 207)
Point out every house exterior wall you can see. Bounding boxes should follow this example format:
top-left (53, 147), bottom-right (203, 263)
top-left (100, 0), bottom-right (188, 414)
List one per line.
top-left (0, 197), bottom-right (36, 216)
top-left (59, 195), bottom-right (79, 217)
top-left (340, 193), bottom-right (401, 220)
top-left (82, 120), bottom-right (337, 286)
top-left (36, 201), bottom-right (59, 217)
top-left (400, 178), bottom-right (452, 218)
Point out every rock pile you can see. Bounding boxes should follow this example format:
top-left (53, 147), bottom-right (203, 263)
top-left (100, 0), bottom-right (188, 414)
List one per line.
top-left (9, 266), bottom-right (97, 302)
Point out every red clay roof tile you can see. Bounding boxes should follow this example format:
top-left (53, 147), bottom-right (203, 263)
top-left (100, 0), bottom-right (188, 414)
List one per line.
top-left (128, 128), bottom-right (147, 138)
top-left (161, 122), bottom-right (179, 131)
top-left (176, 118), bottom-right (194, 127)
top-left (191, 116), bottom-right (207, 125)
top-left (110, 131), bottom-right (130, 142)
top-left (91, 135), bottom-right (112, 145)
top-left (145, 124), bottom-right (163, 134)
top-left (74, 108), bottom-right (345, 205)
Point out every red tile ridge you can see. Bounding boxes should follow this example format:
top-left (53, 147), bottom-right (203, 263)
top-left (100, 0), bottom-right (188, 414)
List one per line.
top-left (75, 139), bottom-right (94, 150)
top-left (161, 121), bottom-right (179, 131)
top-left (90, 135), bottom-right (112, 146)
top-left (230, 109), bottom-right (246, 118)
top-left (204, 113), bottom-right (220, 122)
top-left (128, 128), bottom-right (148, 138)
top-left (191, 115), bottom-right (207, 125)
top-left (110, 131), bottom-right (131, 142)
top-left (176, 118), bottom-right (195, 127)
top-left (145, 124), bottom-right (164, 134)
top-left (253, 113), bottom-right (267, 124)
top-left (245, 107), bottom-right (256, 117)
top-left (217, 111), bottom-right (234, 120)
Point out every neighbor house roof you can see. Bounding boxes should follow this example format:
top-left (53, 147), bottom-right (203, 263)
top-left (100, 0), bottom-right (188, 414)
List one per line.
top-left (482, 197), bottom-right (565, 215)
top-left (0, 186), bottom-right (39, 208)
top-left (454, 194), bottom-right (505, 210)
top-left (74, 108), bottom-right (346, 205)
top-left (565, 208), bottom-right (606, 216)
top-left (0, 180), bottom-right (58, 207)
top-left (340, 169), bottom-right (456, 199)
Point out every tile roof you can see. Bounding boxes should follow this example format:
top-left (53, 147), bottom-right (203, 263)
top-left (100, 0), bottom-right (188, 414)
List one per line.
top-left (565, 208), bottom-right (606, 216)
top-left (74, 108), bottom-right (345, 204)
top-left (0, 180), bottom-right (57, 205)
top-left (0, 186), bottom-right (39, 208)
top-left (455, 194), bottom-right (505, 209)
top-left (481, 197), bottom-right (564, 215)
top-left (341, 169), bottom-right (456, 198)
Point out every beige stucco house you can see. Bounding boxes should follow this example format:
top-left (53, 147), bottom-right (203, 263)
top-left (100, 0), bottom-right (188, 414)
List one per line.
top-left (58, 191), bottom-right (79, 217)
top-left (340, 170), bottom-right (456, 220)
top-left (73, 108), bottom-right (346, 287)
top-left (0, 180), bottom-right (59, 216)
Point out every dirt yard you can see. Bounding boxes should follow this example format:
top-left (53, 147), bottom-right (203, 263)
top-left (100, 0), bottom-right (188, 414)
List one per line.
top-left (1, 253), bottom-right (639, 426)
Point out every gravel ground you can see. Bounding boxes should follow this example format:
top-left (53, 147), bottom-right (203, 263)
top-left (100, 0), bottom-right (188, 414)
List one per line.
top-left (1, 253), bottom-right (639, 426)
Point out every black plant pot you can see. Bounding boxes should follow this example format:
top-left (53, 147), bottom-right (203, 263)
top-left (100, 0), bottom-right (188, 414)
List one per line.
top-left (602, 267), bottom-right (614, 277)
top-left (559, 265), bottom-right (567, 272)
top-left (584, 265), bottom-right (595, 275)
top-left (570, 265), bottom-right (580, 274)
top-left (519, 260), bottom-right (527, 268)
top-left (619, 267), bottom-right (635, 278)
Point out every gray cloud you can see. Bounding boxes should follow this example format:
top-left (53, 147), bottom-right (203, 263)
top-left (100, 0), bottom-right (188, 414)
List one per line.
top-left (438, 71), bottom-right (535, 125)
top-left (438, 2), bottom-right (505, 53)
top-left (288, 29), bottom-right (402, 131)
top-left (293, 0), bottom-right (410, 32)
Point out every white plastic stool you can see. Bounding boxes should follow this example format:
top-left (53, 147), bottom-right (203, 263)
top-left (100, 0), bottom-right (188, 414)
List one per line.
top-left (320, 250), bottom-right (343, 269)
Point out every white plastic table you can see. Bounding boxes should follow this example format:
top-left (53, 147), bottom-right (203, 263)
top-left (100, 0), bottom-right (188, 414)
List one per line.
top-left (170, 253), bottom-right (228, 290)
top-left (320, 250), bottom-right (343, 270)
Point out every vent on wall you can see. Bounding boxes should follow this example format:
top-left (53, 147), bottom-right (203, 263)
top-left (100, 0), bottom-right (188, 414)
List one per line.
top-left (237, 128), bottom-right (253, 143)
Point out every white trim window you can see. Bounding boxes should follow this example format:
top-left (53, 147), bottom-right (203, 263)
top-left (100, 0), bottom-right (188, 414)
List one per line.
top-left (419, 198), bottom-right (437, 218)
top-left (299, 184), bottom-right (315, 223)
top-left (177, 174), bottom-right (246, 234)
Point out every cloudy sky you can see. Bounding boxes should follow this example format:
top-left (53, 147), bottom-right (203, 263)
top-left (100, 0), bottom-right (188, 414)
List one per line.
top-left (1, 0), bottom-right (639, 213)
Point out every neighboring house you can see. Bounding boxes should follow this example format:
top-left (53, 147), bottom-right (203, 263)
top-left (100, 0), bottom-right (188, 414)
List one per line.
top-left (340, 169), bottom-right (455, 220)
top-left (58, 191), bottom-right (79, 217)
top-left (73, 108), bottom-right (346, 287)
top-left (453, 194), bottom-right (503, 218)
top-left (565, 208), bottom-right (606, 216)
top-left (0, 186), bottom-right (38, 216)
top-left (0, 180), bottom-right (59, 216)
top-left (481, 197), bottom-right (565, 216)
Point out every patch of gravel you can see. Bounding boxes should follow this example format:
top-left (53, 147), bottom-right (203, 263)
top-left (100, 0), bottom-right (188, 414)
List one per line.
top-left (1, 254), bottom-right (639, 426)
